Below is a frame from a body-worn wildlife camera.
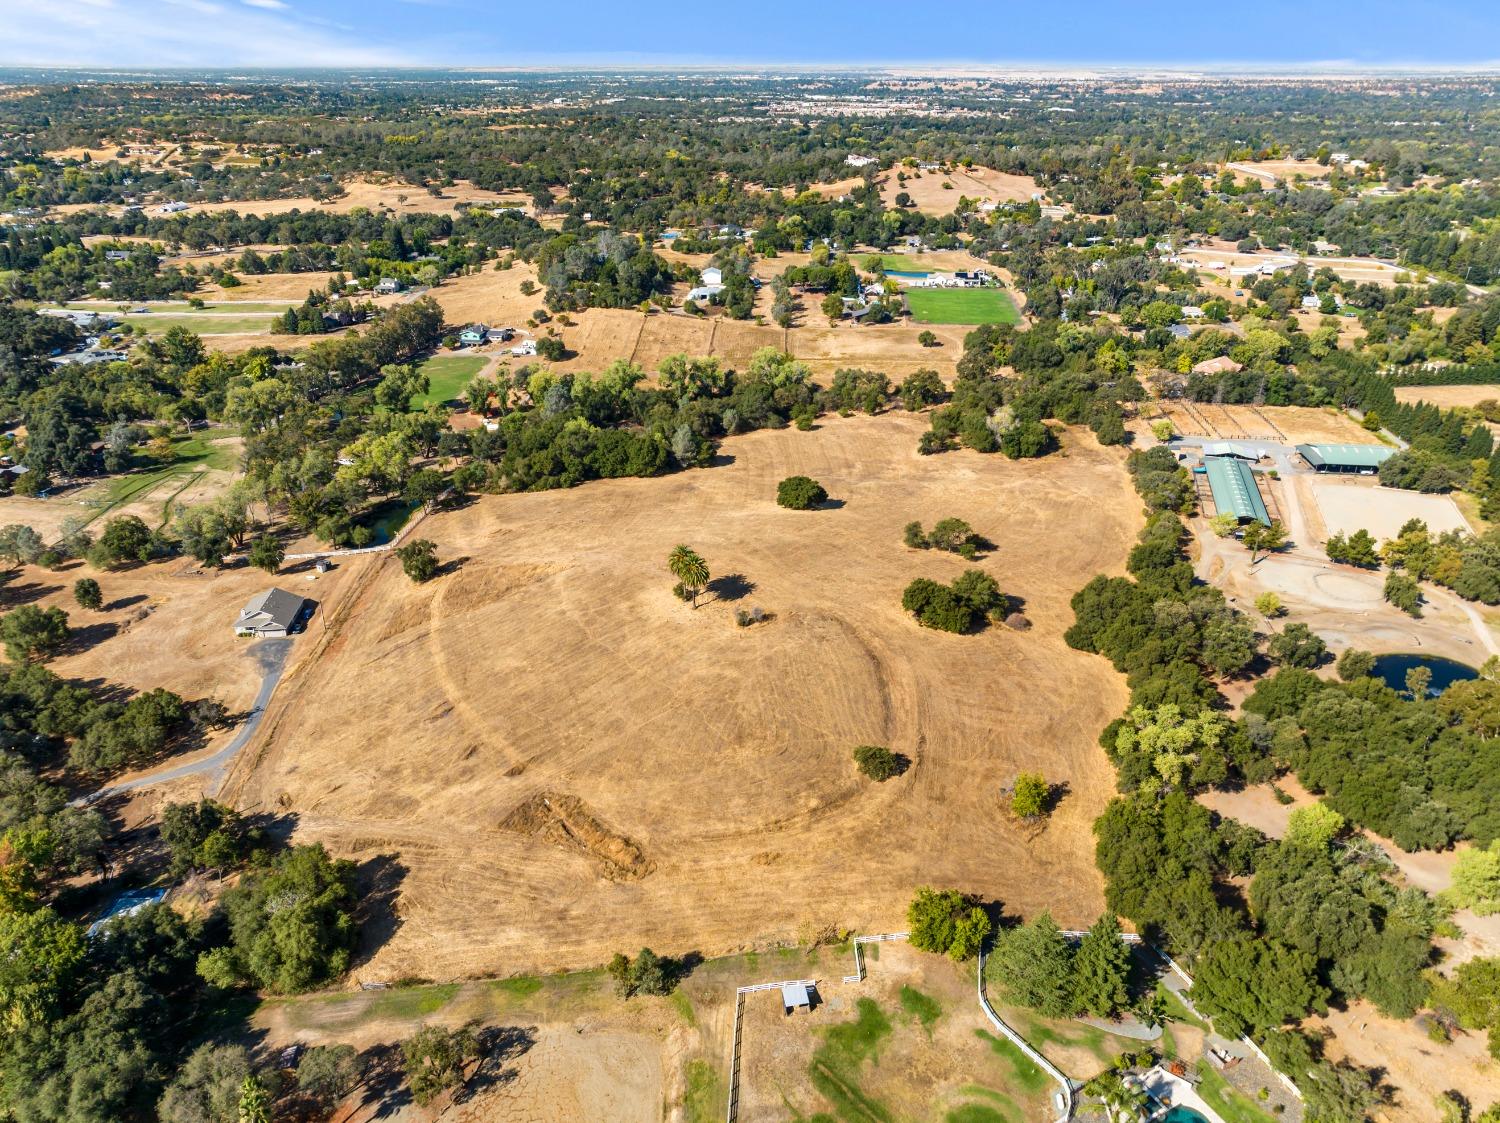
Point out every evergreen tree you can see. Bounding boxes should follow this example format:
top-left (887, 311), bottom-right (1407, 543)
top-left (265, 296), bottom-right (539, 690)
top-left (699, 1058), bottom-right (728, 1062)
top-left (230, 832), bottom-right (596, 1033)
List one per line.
top-left (1072, 912), bottom-right (1133, 1018)
top-left (989, 911), bottom-right (1076, 1016)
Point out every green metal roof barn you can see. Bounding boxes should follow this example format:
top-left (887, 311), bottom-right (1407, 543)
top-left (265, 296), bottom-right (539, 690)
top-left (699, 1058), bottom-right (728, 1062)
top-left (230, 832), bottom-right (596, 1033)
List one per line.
top-left (1204, 456), bottom-right (1271, 525)
top-left (1295, 443), bottom-right (1395, 472)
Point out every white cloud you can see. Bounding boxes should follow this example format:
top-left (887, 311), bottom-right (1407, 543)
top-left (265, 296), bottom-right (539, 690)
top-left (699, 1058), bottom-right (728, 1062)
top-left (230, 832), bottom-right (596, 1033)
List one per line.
top-left (0, 0), bottom-right (409, 65)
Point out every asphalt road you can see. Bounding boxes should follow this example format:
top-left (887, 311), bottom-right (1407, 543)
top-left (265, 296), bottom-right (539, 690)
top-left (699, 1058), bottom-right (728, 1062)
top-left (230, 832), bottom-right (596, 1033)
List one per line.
top-left (84, 638), bottom-right (292, 802)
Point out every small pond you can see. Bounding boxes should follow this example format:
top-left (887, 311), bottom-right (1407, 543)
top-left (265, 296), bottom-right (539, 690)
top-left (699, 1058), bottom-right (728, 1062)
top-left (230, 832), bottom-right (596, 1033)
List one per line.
top-left (1371, 653), bottom-right (1479, 697)
top-left (362, 498), bottom-right (420, 545)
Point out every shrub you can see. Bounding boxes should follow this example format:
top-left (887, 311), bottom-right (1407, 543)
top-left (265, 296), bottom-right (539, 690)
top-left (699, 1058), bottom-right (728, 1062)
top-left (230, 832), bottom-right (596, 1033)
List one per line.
top-left (73, 577), bottom-right (103, 611)
top-left (853, 744), bottom-right (901, 781)
top-left (776, 475), bottom-right (828, 510)
top-left (1011, 772), bottom-right (1049, 819)
top-left (902, 578), bottom-right (972, 633)
top-left (907, 887), bottom-right (991, 961)
top-left (395, 539), bottom-right (439, 583)
top-left (608, 947), bottom-right (680, 997)
top-left (903, 521), bottom-right (927, 548)
top-left (402, 1025), bottom-right (477, 1106)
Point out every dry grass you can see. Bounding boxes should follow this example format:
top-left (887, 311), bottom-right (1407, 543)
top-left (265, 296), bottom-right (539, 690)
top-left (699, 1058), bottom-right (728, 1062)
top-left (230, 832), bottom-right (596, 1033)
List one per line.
top-left (1221, 159), bottom-right (1329, 185)
top-left (1394, 384), bottom-right (1500, 410)
top-left (47, 177), bottom-right (523, 221)
top-left (1312, 1000), bottom-right (1500, 1123)
top-left (883, 165), bottom-right (1045, 216)
top-left (1150, 402), bottom-right (1374, 445)
top-left (223, 415), bottom-right (1139, 981)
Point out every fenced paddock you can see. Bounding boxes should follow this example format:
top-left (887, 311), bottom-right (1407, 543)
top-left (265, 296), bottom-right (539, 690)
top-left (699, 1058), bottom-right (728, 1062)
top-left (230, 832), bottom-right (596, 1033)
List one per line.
top-left (1309, 479), bottom-right (1470, 541)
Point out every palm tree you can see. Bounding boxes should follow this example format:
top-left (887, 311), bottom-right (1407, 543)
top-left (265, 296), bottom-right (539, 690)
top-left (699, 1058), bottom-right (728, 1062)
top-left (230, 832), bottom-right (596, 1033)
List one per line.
top-left (1083, 1070), bottom-right (1150, 1123)
top-left (667, 544), bottom-right (710, 608)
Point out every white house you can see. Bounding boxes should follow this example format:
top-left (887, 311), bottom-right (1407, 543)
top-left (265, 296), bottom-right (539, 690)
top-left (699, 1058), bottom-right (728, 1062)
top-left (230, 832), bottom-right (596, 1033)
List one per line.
top-left (1302, 294), bottom-right (1322, 310)
top-left (510, 339), bottom-right (537, 357)
top-left (700, 266), bottom-right (723, 287)
top-left (686, 285), bottom-right (724, 303)
top-left (157, 201), bottom-right (190, 214)
top-left (845, 154), bottom-right (877, 168)
top-left (1182, 305), bottom-right (1205, 319)
top-left (375, 277), bottom-right (403, 295)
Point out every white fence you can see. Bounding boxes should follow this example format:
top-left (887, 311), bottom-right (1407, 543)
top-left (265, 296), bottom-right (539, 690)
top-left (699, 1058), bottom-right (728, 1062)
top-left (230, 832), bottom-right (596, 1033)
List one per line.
top-left (976, 942), bottom-right (1075, 1123)
top-left (725, 978), bottom-right (820, 1123)
top-left (843, 931), bottom-right (909, 983)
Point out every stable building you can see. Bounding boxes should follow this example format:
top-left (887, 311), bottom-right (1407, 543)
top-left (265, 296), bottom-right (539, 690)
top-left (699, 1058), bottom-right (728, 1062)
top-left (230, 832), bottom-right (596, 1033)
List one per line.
top-left (1204, 456), bottom-right (1271, 526)
top-left (1295, 443), bottom-right (1394, 474)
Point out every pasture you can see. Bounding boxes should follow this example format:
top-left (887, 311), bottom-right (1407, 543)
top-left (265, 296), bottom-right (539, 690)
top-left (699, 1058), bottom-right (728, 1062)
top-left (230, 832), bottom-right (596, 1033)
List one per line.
top-left (906, 287), bottom-right (1021, 325)
top-left (413, 354), bottom-right (488, 409)
top-left (224, 414), bottom-right (1140, 983)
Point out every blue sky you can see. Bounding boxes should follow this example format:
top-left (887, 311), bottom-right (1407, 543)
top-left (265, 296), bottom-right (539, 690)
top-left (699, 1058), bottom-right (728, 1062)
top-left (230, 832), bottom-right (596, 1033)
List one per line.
top-left (3, 0), bottom-right (1500, 69)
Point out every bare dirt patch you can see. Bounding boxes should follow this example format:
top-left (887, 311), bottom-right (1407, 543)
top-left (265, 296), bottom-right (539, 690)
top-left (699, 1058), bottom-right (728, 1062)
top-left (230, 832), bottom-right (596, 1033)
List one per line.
top-left (226, 416), bottom-right (1140, 981)
top-left (1308, 478), bottom-right (1471, 540)
top-left (1153, 402), bottom-right (1374, 445)
top-left (1312, 1000), bottom-right (1500, 1123)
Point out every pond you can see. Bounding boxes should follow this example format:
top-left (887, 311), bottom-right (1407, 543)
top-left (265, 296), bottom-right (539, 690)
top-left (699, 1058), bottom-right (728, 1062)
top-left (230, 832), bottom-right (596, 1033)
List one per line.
top-left (1371, 653), bottom-right (1479, 697)
top-left (362, 498), bottom-right (420, 545)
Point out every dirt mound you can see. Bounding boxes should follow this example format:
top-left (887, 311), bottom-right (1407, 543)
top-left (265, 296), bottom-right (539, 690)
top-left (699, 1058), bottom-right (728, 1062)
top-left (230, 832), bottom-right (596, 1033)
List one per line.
top-left (501, 793), bottom-right (654, 881)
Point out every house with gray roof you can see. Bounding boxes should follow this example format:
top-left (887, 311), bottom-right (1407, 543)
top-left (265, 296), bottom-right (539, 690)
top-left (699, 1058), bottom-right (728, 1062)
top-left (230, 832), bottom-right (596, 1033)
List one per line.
top-left (234, 588), bottom-right (308, 638)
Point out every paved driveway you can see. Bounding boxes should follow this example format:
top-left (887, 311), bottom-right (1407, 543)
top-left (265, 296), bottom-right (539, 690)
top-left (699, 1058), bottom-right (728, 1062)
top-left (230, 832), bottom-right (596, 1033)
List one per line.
top-left (84, 638), bottom-right (293, 802)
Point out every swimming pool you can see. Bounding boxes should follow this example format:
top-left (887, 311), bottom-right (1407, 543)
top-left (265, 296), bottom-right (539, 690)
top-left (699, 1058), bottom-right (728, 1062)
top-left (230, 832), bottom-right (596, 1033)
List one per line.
top-left (1163, 1107), bottom-right (1211, 1123)
top-left (884, 269), bottom-right (930, 279)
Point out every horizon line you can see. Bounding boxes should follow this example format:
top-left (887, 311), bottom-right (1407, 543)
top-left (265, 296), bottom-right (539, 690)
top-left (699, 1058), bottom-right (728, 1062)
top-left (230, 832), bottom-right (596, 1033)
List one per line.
top-left (5, 59), bottom-right (1500, 76)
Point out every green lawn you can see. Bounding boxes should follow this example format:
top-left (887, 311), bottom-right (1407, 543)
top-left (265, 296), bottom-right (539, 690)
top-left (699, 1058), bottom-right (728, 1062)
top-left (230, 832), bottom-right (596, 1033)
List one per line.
top-left (878, 254), bottom-right (944, 272)
top-left (1195, 1062), bottom-right (1282, 1123)
top-left (126, 314), bottom-right (272, 335)
top-left (906, 287), bottom-right (1020, 326)
top-left (412, 354), bottom-right (488, 409)
top-left (86, 431), bottom-right (241, 529)
top-left (974, 1030), bottom-right (1049, 1095)
top-left (64, 301), bottom-right (296, 314)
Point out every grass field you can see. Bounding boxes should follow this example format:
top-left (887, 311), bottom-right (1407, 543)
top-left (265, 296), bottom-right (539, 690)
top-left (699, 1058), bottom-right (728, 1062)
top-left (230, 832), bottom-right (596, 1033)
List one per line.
top-left (62, 300), bottom-right (296, 314)
top-left (226, 414), bottom-right (1138, 983)
top-left (126, 314), bottom-right (273, 335)
top-left (412, 354), bottom-right (488, 409)
top-left (906, 288), bottom-right (1020, 325)
top-left (878, 254), bottom-right (942, 272)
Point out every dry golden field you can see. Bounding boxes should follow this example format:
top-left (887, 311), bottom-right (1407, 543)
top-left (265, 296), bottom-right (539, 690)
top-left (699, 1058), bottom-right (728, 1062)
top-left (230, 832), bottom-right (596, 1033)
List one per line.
top-left (1394, 383), bottom-right (1500, 410)
top-left (48, 177), bottom-right (526, 220)
top-left (883, 166), bottom-right (1046, 215)
top-left (223, 415), bottom-right (1140, 981)
top-left (1149, 401), bottom-right (1375, 445)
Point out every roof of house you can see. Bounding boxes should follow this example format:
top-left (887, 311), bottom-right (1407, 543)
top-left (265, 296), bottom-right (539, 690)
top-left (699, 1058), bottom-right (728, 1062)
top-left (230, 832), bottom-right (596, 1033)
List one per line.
top-left (1204, 456), bottom-right (1271, 525)
top-left (1295, 443), bottom-right (1395, 470)
top-left (87, 888), bottom-right (167, 937)
top-left (1192, 356), bottom-right (1243, 375)
top-left (236, 587), bottom-right (307, 631)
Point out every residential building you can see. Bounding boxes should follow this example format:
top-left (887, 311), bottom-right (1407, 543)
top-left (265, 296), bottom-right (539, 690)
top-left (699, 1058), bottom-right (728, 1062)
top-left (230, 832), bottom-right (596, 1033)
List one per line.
top-left (234, 588), bottom-right (309, 638)
top-left (1191, 356), bottom-right (1243, 376)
